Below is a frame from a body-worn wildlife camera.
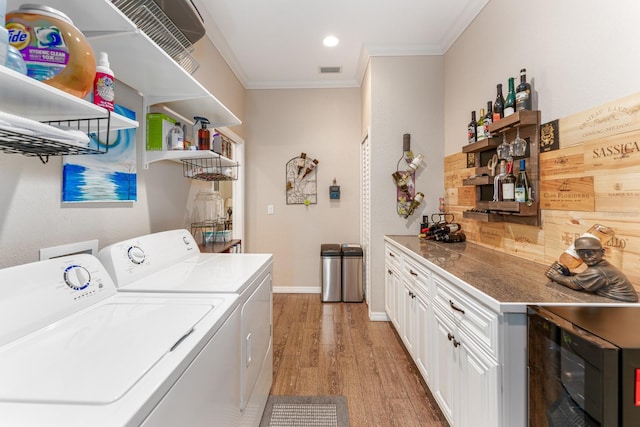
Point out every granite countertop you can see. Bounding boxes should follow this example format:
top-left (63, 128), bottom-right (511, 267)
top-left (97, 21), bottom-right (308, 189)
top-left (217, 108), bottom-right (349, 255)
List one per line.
top-left (386, 235), bottom-right (640, 311)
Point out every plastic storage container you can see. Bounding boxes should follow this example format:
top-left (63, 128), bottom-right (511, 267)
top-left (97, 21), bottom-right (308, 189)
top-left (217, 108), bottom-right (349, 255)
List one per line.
top-left (341, 244), bottom-right (363, 302)
top-left (321, 244), bottom-right (341, 302)
top-left (6, 4), bottom-right (96, 98)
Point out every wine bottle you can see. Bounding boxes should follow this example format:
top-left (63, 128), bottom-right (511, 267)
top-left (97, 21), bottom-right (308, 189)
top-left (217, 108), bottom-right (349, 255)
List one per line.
top-left (493, 160), bottom-right (506, 201)
top-left (493, 84), bottom-right (504, 122)
top-left (514, 159), bottom-right (530, 202)
top-left (302, 159), bottom-right (318, 179)
top-left (484, 101), bottom-right (493, 138)
top-left (501, 161), bottom-right (516, 201)
top-left (516, 68), bottom-right (532, 111)
top-left (504, 77), bottom-right (516, 117)
top-left (477, 108), bottom-right (486, 140)
top-left (467, 111), bottom-right (477, 144)
top-left (296, 152), bottom-right (307, 174)
top-left (442, 232), bottom-right (466, 243)
top-left (558, 224), bottom-right (615, 273)
top-left (404, 192), bottom-right (425, 218)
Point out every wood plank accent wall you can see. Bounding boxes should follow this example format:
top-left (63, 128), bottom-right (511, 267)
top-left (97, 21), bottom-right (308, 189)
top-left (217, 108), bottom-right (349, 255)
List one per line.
top-left (444, 94), bottom-right (640, 290)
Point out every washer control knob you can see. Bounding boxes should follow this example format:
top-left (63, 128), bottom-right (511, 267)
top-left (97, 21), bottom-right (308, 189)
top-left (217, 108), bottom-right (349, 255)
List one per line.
top-left (64, 265), bottom-right (91, 290)
top-left (127, 245), bottom-right (146, 265)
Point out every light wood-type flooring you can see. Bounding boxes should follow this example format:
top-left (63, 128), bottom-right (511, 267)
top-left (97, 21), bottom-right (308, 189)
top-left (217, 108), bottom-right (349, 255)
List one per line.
top-left (271, 293), bottom-right (448, 427)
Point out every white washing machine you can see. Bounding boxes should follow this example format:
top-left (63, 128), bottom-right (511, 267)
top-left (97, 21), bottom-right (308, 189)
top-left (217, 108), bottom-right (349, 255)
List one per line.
top-left (0, 254), bottom-right (241, 427)
top-left (98, 229), bottom-right (273, 427)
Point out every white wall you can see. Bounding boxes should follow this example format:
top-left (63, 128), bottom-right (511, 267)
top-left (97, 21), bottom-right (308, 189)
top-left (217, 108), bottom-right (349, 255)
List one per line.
top-left (444, 0), bottom-right (640, 156)
top-left (366, 55), bottom-right (445, 315)
top-left (244, 88), bottom-right (361, 290)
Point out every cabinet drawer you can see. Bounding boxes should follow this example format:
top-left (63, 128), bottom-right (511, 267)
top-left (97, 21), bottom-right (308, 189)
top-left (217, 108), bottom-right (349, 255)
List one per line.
top-left (385, 244), bottom-right (402, 270)
top-left (403, 256), bottom-right (431, 297)
top-left (433, 273), bottom-right (499, 357)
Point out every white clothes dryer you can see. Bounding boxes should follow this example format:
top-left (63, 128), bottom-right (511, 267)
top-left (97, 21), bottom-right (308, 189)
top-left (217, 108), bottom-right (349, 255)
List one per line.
top-left (98, 229), bottom-right (273, 427)
top-left (0, 254), bottom-right (241, 427)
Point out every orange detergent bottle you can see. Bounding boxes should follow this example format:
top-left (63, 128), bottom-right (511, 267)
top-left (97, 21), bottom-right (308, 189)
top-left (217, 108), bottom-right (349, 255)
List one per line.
top-left (6, 4), bottom-right (96, 98)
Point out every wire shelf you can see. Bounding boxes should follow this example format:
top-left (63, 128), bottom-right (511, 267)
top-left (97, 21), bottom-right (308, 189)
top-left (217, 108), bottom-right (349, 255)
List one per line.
top-left (112, 0), bottom-right (200, 74)
top-left (182, 157), bottom-right (239, 181)
top-left (0, 116), bottom-right (111, 164)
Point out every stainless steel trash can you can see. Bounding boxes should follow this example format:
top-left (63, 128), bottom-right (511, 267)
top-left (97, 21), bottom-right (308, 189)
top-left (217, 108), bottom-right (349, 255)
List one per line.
top-left (321, 244), bottom-right (341, 302)
top-left (341, 244), bottom-right (363, 302)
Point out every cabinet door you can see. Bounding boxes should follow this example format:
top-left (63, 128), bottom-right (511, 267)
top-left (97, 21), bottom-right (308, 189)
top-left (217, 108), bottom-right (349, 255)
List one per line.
top-left (432, 309), bottom-right (456, 426)
top-left (401, 280), bottom-right (415, 355)
top-left (458, 336), bottom-right (500, 427)
top-left (385, 263), bottom-right (401, 329)
top-left (414, 291), bottom-right (431, 385)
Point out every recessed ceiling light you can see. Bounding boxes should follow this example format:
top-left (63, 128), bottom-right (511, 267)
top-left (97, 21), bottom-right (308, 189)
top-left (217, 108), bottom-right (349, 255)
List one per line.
top-left (323, 35), bottom-right (339, 47)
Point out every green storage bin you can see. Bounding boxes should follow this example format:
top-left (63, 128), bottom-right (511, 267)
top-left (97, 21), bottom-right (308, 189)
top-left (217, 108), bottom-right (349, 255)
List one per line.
top-left (146, 113), bottom-right (176, 151)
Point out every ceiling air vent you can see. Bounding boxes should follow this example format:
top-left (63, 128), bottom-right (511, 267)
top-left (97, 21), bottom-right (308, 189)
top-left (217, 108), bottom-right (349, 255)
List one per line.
top-left (319, 66), bottom-right (342, 74)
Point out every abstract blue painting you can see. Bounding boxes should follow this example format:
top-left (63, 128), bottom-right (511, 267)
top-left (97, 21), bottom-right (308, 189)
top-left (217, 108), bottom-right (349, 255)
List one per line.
top-left (62, 105), bottom-right (137, 202)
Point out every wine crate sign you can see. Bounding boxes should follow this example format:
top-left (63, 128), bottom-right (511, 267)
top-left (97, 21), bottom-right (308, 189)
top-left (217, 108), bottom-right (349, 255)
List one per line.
top-left (558, 92), bottom-right (640, 147)
top-left (539, 177), bottom-right (595, 211)
top-left (445, 152), bottom-right (469, 174)
top-left (595, 172), bottom-right (640, 213)
top-left (583, 129), bottom-right (640, 172)
top-left (539, 145), bottom-right (584, 178)
top-left (540, 119), bottom-right (560, 153)
top-left (502, 223), bottom-right (545, 262)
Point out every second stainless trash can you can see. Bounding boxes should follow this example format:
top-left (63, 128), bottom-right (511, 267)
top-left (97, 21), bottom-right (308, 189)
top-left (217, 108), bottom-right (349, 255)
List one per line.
top-left (321, 244), bottom-right (341, 302)
top-left (341, 244), bottom-right (363, 302)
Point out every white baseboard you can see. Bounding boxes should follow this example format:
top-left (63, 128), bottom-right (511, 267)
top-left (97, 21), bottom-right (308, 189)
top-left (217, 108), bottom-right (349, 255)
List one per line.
top-left (369, 311), bottom-right (390, 322)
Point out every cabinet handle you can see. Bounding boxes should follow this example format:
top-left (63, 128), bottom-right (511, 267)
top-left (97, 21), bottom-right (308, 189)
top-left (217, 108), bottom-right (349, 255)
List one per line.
top-left (408, 291), bottom-right (414, 298)
top-left (449, 300), bottom-right (465, 315)
top-left (409, 269), bottom-right (418, 277)
top-left (452, 338), bottom-right (461, 348)
top-left (447, 332), bottom-right (454, 341)
top-left (388, 269), bottom-right (392, 275)
top-left (389, 252), bottom-right (396, 258)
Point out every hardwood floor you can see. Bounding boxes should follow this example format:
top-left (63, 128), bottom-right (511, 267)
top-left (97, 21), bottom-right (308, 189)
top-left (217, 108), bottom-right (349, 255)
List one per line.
top-left (271, 293), bottom-right (448, 427)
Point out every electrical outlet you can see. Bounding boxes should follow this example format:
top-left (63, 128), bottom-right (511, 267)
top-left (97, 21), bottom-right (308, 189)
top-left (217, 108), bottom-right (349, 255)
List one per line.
top-left (267, 205), bottom-right (274, 215)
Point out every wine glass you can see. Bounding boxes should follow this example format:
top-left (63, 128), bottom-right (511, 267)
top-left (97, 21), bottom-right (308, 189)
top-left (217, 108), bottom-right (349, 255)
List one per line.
top-left (513, 128), bottom-right (527, 156)
top-left (497, 134), bottom-right (510, 160)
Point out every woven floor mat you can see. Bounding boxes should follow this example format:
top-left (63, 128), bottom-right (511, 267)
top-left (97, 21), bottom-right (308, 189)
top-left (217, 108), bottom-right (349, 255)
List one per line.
top-left (259, 395), bottom-right (349, 427)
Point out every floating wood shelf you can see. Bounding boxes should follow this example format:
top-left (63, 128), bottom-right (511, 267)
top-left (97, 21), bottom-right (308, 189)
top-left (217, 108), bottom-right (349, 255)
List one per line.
top-left (462, 110), bottom-right (542, 226)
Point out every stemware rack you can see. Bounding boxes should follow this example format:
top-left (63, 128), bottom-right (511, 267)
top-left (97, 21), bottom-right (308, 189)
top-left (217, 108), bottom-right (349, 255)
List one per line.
top-left (462, 110), bottom-right (541, 226)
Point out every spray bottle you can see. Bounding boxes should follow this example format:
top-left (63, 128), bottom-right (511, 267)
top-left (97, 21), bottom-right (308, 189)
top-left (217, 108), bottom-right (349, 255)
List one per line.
top-left (193, 116), bottom-right (211, 150)
top-left (93, 52), bottom-right (115, 111)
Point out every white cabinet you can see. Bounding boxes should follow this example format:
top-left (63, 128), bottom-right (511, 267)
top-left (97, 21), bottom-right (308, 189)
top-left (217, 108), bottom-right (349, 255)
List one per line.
top-left (432, 308), bottom-right (456, 424)
top-left (384, 263), bottom-right (400, 329)
top-left (402, 257), bottom-right (432, 384)
top-left (384, 238), bottom-right (505, 427)
top-left (384, 243), bottom-right (434, 385)
top-left (433, 306), bottom-right (499, 427)
top-left (384, 245), bottom-right (402, 329)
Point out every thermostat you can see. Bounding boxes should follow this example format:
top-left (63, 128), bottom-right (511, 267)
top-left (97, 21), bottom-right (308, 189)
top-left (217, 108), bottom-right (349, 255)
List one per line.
top-left (330, 185), bottom-right (340, 200)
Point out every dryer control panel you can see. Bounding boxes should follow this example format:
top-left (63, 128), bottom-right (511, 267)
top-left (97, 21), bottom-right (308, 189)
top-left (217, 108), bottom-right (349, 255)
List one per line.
top-left (97, 229), bottom-right (199, 288)
top-left (0, 254), bottom-right (116, 347)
